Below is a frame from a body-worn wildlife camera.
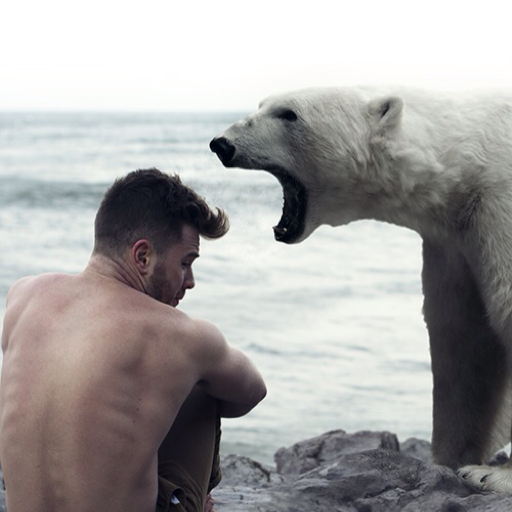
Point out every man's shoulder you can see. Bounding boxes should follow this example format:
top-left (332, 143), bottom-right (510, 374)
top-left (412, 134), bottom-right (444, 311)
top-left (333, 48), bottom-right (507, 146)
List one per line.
top-left (148, 305), bottom-right (225, 351)
top-left (6, 273), bottom-right (70, 302)
top-left (147, 304), bottom-right (204, 335)
top-left (178, 315), bottom-right (227, 359)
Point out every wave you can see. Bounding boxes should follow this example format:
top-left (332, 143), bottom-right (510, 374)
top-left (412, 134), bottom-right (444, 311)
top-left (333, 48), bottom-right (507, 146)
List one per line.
top-left (0, 177), bottom-right (105, 210)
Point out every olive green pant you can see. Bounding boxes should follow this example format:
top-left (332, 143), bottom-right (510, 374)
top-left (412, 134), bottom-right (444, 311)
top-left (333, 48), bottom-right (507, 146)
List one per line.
top-left (156, 387), bottom-right (222, 512)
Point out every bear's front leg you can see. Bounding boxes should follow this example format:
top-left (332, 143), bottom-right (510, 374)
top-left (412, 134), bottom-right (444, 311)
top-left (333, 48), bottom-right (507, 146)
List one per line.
top-left (422, 240), bottom-right (509, 469)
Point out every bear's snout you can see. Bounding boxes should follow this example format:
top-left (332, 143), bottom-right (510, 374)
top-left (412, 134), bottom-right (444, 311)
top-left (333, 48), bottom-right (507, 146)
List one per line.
top-left (210, 136), bottom-right (236, 166)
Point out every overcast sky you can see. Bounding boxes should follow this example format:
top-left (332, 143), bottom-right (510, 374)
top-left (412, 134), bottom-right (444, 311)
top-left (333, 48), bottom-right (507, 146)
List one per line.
top-left (1, 0), bottom-right (512, 111)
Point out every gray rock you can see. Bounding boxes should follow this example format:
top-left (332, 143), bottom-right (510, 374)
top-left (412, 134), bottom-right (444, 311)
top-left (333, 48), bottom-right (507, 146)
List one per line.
top-left (214, 430), bottom-right (512, 512)
top-left (220, 454), bottom-right (285, 487)
top-left (400, 436), bottom-right (433, 464)
top-left (274, 429), bottom-right (399, 475)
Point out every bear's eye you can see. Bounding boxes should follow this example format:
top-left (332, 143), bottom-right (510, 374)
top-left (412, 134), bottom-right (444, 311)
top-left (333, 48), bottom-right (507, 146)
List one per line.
top-left (276, 109), bottom-right (298, 122)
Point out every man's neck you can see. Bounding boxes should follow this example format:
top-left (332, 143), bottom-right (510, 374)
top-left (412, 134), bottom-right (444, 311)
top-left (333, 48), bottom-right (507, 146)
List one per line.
top-left (83, 253), bottom-right (148, 294)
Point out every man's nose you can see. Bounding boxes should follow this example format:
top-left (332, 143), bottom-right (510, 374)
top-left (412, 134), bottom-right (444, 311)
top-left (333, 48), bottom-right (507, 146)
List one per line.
top-left (184, 269), bottom-right (195, 290)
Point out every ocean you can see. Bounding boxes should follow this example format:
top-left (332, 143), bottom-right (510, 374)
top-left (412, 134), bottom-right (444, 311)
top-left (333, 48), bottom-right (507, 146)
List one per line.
top-left (0, 112), bottom-right (431, 465)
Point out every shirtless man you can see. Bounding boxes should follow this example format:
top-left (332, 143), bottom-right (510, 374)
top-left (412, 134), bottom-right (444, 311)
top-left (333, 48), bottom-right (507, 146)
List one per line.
top-left (0, 168), bottom-right (267, 512)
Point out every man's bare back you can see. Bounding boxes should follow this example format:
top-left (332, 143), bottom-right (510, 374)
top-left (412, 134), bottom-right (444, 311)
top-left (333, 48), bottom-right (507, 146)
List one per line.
top-left (0, 170), bottom-right (266, 512)
top-left (1, 270), bottom-right (223, 511)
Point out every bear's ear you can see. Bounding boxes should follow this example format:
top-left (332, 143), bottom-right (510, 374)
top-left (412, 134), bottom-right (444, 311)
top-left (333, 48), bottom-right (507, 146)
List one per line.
top-left (369, 96), bottom-right (404, 131)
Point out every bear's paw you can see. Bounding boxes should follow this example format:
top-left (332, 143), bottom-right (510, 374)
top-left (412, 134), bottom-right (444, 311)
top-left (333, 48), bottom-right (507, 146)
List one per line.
top-left (458, 464), bottom-right (512, 493)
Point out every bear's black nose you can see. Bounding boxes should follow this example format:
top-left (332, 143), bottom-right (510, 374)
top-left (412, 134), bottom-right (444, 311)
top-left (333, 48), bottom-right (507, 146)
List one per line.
top-left (210, 136), bottom-right (236, 166)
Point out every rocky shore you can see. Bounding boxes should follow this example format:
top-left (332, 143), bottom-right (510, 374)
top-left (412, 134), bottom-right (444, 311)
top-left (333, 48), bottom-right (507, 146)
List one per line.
top-left (214, 429), bottom-right (512, 512)
top-left (1, 429), bottom-right (511, 511)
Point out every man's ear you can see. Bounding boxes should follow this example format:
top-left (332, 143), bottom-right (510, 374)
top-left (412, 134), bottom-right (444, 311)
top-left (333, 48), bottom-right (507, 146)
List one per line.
top-left (368, 96), bottom-right (404, 131)
top-left (131, 239), bottom-right (153, 275)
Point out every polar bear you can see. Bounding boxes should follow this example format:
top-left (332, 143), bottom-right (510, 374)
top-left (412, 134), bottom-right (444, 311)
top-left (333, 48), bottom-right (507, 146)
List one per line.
top-left (210, 87), bottom-right (512, 492)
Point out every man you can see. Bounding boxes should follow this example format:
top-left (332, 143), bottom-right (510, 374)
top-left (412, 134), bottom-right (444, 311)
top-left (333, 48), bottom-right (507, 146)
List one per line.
top-left (0, 168), bottom-right (267, 512)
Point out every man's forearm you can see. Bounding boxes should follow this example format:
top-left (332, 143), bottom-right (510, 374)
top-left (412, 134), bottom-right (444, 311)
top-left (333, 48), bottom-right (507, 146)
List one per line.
top-left (215, 379), bottom-right (267, 418)
top-left (216, 399), bottom-right (260, 418)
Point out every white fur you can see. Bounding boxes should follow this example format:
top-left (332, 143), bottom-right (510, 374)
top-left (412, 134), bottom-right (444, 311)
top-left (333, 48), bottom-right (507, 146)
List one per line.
top-left (458, 465), bottom-right (512, 493)
top-left (212, 87), bottom-right (512, 491)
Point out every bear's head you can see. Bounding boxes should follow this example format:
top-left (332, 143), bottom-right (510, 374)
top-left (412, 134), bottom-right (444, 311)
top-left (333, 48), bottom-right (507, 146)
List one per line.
top-left (210, 87), bottom-right (404, 244)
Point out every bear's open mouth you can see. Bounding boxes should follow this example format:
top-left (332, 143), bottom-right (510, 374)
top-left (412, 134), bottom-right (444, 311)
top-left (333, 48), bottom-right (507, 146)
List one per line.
top-left (265, 167), bottom-right (308, 244)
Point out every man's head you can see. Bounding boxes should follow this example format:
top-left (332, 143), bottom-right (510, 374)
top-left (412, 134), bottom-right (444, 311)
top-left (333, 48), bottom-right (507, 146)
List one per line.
top-left (93, 168), bottom-right (229, 306)
top-left (94, 168), bottom-right (229, 258)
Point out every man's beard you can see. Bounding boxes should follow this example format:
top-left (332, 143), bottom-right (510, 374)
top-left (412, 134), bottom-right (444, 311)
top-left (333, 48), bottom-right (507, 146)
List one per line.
top-left (147, 260), bottom-right (171, 305)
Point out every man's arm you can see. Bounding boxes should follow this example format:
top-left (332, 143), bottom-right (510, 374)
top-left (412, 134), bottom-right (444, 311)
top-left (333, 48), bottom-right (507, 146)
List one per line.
top-left (190, 319), bottom-right (267, 418)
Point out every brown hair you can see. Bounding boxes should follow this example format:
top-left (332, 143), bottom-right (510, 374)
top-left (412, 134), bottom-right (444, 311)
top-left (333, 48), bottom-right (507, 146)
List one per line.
top-left (93, 168), bottom-right (229, 257)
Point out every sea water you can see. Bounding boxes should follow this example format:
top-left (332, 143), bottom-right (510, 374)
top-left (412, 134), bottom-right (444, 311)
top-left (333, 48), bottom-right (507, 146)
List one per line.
top-left (0, 112), bottom-right (431, 464)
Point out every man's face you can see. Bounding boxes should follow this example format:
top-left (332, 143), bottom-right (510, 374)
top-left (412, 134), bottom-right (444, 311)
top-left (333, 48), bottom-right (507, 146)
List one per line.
top-left (147, 224), bottom-right (200, 307)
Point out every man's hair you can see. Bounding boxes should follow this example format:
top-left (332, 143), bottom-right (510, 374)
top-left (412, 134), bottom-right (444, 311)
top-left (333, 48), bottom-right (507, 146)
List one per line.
top-left (93, 168), bottom-right (229, 257)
